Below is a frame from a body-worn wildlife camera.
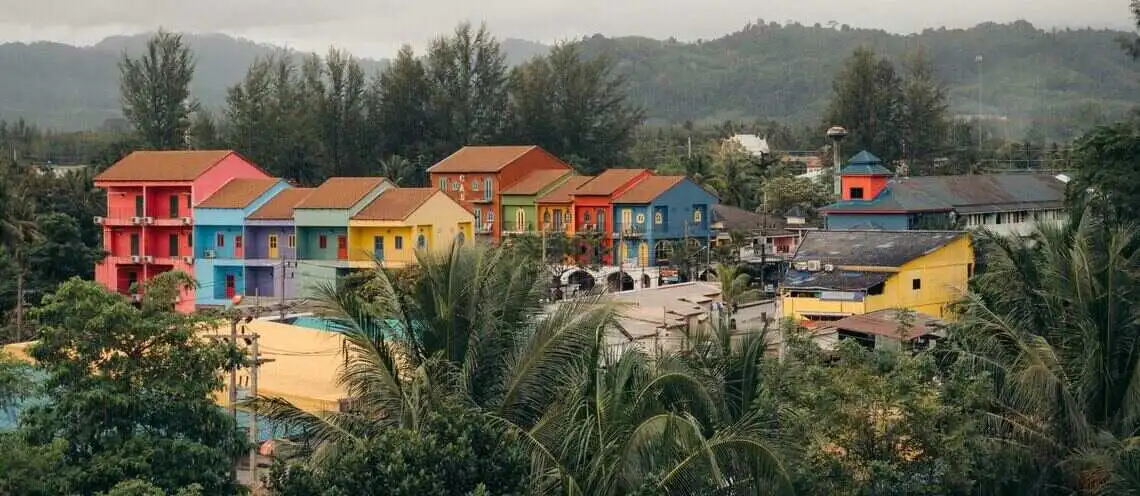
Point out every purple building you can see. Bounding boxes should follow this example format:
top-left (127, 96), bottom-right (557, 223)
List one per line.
top-left (243, 187), bottom-right (314, 300)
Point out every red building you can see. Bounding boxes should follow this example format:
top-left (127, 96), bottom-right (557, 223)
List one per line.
top-left (569, 168), bottom-right (653, 264)
top-left (93, 150), bottom-right (271, 312)
top-left (427, 146), bottom-right (571, 241)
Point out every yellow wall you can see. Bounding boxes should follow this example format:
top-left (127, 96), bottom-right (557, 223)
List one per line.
top-left (348, 225), bottom-right (416, 265)
top-left (782, 235), bottom-right (974, 322)
top-left (348, 192), bottom-right (475, 267)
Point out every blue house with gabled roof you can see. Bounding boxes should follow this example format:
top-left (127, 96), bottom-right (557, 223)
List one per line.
top-left (610, 175), bottom-right (718, 268)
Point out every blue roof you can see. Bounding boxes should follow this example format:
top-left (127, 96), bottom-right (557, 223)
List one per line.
top-left (839, 151), bottom-right (892, 176)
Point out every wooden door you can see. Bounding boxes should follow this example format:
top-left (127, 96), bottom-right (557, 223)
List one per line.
top-left (336, 235), bottom-right (348, 260)
top-left (638, 241), bottom-right (649, 267)
top-left (373, 236), bottom-right (384, 260)
top-left (225, 274), bottom-right (236, 298)
top-left (268, 235), bottom-right (279, 259)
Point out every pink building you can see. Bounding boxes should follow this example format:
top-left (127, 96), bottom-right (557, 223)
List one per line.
top-left (93, 150), bottom-right (271, 312)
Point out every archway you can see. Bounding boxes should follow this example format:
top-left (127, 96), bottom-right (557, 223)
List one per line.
top-left (606, 271), bottom-right (635, 292)
top-left (563, 269), bottom-right (596, 293)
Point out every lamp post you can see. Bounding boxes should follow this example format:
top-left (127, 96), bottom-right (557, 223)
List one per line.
top-left (826, 126), bottom-right (848, 197)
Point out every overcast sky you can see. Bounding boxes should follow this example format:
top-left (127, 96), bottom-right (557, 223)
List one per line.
top-left (0, 0), bottom-right (1132, 58)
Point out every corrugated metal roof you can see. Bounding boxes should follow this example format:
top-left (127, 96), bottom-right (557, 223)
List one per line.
top-left (819, 309), bottom-right (944, 340)
top-left (501, 170), bottom-right (572, 195)
top-left (574, 168), bottom-right (649, 196)
top-left (352, 188), bottom-right (437, 221)
top-left (247, 188), bottom-right (315, 220)
top-left (427, 146), bottom-right (536, 173)
top-left (712, 204), bottom-right (788, 233)
top-left (791, 230), bottom-right (965, 267)
top-left (838, 150), bottom-right (892, 176)
top-left (536, 176), bottom-right (593, 203)
top-left (95, 150), bottom-right (233, 182)
top-left (822, 173), bottom-right (1066, 214)
top-left (783, 270), bottom-right (892, 290)
top-left (295, 177), bottom-right (389, 209)
top-left (614, 176), bottom-right (684, 203)
top-left (197, 178), bottom-right (280, 209)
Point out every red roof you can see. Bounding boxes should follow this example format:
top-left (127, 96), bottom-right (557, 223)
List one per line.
top-left (501, 170), bottom-right (572, 195)
top-left (614, 176), bottom-right (685, 203)
top-left (536, 176), bottom-right (593, 203)
top-left (247, 188), bottom-right (315, 220)
top-left (573, 169), bottom-right (649, 196)
top-left (95, 150), bottom-right (236, 182)
top-left (427, 146), bottom-right (537, 173)
top-left (295, 177), bottom-right (390, 209)
top-left (352, 188), bottom-right (437, 221)
top-left (197, 178), bottom-right (281, 209)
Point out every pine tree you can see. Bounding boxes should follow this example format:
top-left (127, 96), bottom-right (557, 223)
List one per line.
top-left (824, 47), bottom-right (903, 163)
top-left (899, 51), bottom-right (949, 171)
top-left (118, 31), bottom-right (198, 150)
top-left (425, 23), bottom-right (510, 155)
top-left (372, 45), bottom-right (431, 164)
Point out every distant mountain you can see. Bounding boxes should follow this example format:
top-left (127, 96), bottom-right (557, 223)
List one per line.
top-left (2, 22), bottom-right (1139, 139)
top-left (0, 33), bottom-right (388, 131)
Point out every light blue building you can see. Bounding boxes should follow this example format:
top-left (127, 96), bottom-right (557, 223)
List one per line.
top-left (610, 175), bottom-right (718, 269)
top-left (193, 178), bottom-right (290, 305)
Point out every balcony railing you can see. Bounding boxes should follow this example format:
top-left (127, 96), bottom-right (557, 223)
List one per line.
top-left (502, 221), bottom-right (535, 234)
top-left (475, 222), bottom-right (495, 234)
top-left (615, 224), bottom-right (645, 237)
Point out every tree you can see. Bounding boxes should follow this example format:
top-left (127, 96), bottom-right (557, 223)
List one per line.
top-left (716, 265), bottom-right (761, 321)
top-left (373, 45), bottom-right (431, 163)
top-left (899, 51), bottom-right (949, 171)
top-left (509, 43), bottom-right (644, 174)
top-left (825, 47), bottom-right (903, 163)
top-left (425, 23), bottom-right (510, 155)
top-left (707, 142), bottom-right (761, 209)
top-left (305, 49), bottom-right (369, 176)
top-left (760, 175), bottom-right (832, 218)
top-left (118, 31), bottom-right (199, 150)
top-left (18, 273), bottom-right (245, 494)
top-left (953, 210), bottom-right (1140, 494)
top-left (1070, 121), bottom-right (1140, 224)
top-left (0, 161), bottom-right (40, 341)
top-left (25, 213), bottom-right (104, 301)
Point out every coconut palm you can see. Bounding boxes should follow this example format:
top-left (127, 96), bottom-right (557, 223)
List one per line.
top-left (953, 207), bottom-right (1140, 494)
top-left (717, 264), bottom-right (761, 319)
top-left (0, 163), bottom-right (40, 341)
top-left (251, 243), bottom-right (792, 494)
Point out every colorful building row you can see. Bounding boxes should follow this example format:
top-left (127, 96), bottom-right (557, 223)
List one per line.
top-left (94, 151), bottom-right (473, 312)
top-left (428, 146), bottom-right (719, 267)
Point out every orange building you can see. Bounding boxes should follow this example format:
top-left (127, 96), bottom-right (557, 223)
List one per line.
top-left (569, 168), bottom-right (653, 265)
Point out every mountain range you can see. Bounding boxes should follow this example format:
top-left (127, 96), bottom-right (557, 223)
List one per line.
top-left (2, 21), bottom-right (1139, 139)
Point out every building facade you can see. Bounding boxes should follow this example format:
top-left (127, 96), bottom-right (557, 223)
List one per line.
top-left (243, 187), bottom-right (314, 303)
top-left (93, 150), bottom-right (272, 312)
top-left (570, 169), bottom-right (652, 265)
top-left (293, 177), bottom-right (393, 296)
top-left (611, 176), bottom-right (717, 268)
top-left (348, 188), bottom-right (475, 268)
top-left (499, 170), bottom-right (573, 235)
top-left (428, 146), bottom-right (572, 241)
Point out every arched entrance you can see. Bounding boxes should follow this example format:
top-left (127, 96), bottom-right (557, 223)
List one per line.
top-left (563, 269), bottom-right (596, 294)
top-left (606, 271), bottom-right (635, 292)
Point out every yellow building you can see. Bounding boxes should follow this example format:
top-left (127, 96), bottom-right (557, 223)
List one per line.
top-left (780, 230), bottom-right (973, 325)
top-left (348, 188), bottom-right (474, 268)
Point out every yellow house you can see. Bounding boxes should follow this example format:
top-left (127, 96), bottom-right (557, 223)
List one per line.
top-left (780, 230), bottom-right (973, 325)
top-left (348, 188), bottom-right (474, 268)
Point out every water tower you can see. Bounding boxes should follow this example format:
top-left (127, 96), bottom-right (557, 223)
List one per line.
top-left (826, 126), bottom-right (848, 196)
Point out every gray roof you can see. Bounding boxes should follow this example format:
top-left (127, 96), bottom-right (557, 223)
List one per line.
top-left (783, 270), bottom-right (891, 290)
top-left (712, 204), bottom-right (788, 233)
top-left (822, 173), bottom-right (1066, 214)
top-left (839, 150), bottom-right (892, 176)
top-left (791, 230), bottom-right (966, 267)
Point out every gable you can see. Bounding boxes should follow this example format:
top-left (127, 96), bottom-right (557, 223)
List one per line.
top-left (404, 191), bottom-right (475, 226)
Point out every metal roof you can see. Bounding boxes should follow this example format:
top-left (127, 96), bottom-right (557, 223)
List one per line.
top-left (791, 230), bottom-right (965, 267)
top-left (838, 151), bottom-right (892, 176)
top-left (822, 173), bottom-right (1066, 214)
top-left (783, 270), bottom-right (892, 290)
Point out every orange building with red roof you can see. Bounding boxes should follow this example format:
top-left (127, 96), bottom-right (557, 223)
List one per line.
top-left (427, 145), bottom-right (572, 241)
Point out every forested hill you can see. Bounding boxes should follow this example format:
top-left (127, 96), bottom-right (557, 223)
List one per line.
top-left (3, 21), bottom-right (1140, 138)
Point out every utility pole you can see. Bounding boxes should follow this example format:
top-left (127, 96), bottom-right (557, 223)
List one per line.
top-left (976, 54), bottom-right (984, 152)
top-left (228, 318), bottom-right (237, 420)
top-left (248, 333), bottom-right (261, 487)
top-left (278, 258), bottom-right (288, 321)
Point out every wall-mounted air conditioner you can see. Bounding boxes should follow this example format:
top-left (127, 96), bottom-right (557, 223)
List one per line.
top-left (806, 260), bottom-right (822, 272)
top-left (182, 256), bottom-right (194, 264)
top-left (93, 216), bottom-right (105, 225)
top-left (142, 256), bottom-right (154, 263)
top-left (130, 217), bottom-right (142, 225)
top-left (142, 217), bottom-right (154, 225)
top-left (130, 255), bottom-right (141, 263)
top-left (204, 249), bottom-right (217, 259)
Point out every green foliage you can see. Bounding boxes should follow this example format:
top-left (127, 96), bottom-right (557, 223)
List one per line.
top-left (118, 31), bottom-right (198, 150)
top-left (425, 23), bottom-right (511, 156)
top-left (826, 47), bottom-right (904, 162)
top-left (1071, 120), bottom-right (1140, 224)
top-left (266, 403), bottom-right (528, 496)
top-left (16, 274), bottom-right (245, 495)
top-left (760, 174), bottom-right (833, 217)
top-left (0, 433), bottom-right (69, 495)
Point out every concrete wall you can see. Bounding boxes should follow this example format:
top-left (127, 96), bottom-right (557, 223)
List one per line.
top-left (245, 224), bottom-right (297, 260)
top-left (298, 227), bottom-right (347, 260)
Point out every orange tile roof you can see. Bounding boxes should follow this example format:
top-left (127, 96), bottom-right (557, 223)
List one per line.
top-left (427, 146), bottom-right (537, 173)
top-left (197, 178), bottom-right (281, 209)
top-left (247, 188), bottom-right (315, 220)
top-left (536, 176), bottom-right (593, 203)
top-left (573, 168), bottom-right (649, 196)
top-left (94, 150), bottom-right (235, 182)
top-left (294, 177), bottom-right (390, 209)
top-left (352, 188), bottom-right (437, 221)
top-left (502, 170), bottom-right (572, 195)
top-left (615, 176), bottom-right (685, 203)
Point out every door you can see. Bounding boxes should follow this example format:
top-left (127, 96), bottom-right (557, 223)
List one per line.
top-left (234, 235), bottom-right (244, 258)
top-left (621, 209), bottom-right (632, 231)
top-left (268, 235), bottom-right (279, 259)
top-left (553, 210), bottom-right (563, 231)
top-left (225, 274), bottom-right (236, 298)
top-left (336, 235), bottom-right (348, 260)
top-left (169, 234), bottom-right (179, 257)
top-left (169, 195), bottom-right (179, 218)
top-left (515, 209), bottom-right (526, 232)
top-left (373, 236), bottom-right (384, 260)
top-left (483, 178), bottom-right (492, 200)
top-left (134, 195), bottom-right (144, 217)
top-left (129, 233), bottom-right (140, 256)
top-left (638, 241), bottom-right (649, 268)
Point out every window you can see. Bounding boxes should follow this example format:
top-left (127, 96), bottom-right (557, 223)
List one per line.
top-left (850, 187), bottom-right (864, 199)
top-left (452, 181), bottom-right (460, 191)
top-left (187, 232), bottom-right (192, 247)
top-left (319, 235), bottom-right (328, 249)
top-left (269, 236), bottom-right (278, 249)
top-left (995, 213), bottom-right (1004, 225)
top-left (583, 211), bottom-right (592, 223)
top-left (654, 211), bottom-right (663, 224)
top-left (543, 211), bottom-right (551, 224)
top-left (636, 213), bottom-right (645, 224)
top-left (654, 240), bottom-right (673, 262)
top-left (235, 235), bottom-right (243, 249)
top-left (169, 234), bottom-right (179, 257)
top-left (487, 210), bottom-right (495, 222)
top-left (169, 195), bottom-right (179, 218)
top-left (693, 208), bottom-right (702, 223)
top-left (216, 233), bottom-right (225, 247)
top-left (439, 178), bottom-right (447, 191)
top-left (130, 234), bottom-right (140, 256)
top-left (287, 235), bottom-right (296, 248)
top-left (135, 195), bottom-right (144, 217)
top-left (416, 234), bottom-right (427, 249)
top-left (474, 208), bottom-right (482, 226)
top-left (484, 178), bottom-right (493, 200)
top-left (515, 209), bottom-right (526, 231)
top-left (395, 236), bottom-right (404, 250)
top-left (912, 278), bottom-right (922, 290)
top-left (596, 209), bottom-right (605, 231)
top-left (373, 236), bottom-right (384, 254)
top-left (471, 179), bottom-right (480, 191)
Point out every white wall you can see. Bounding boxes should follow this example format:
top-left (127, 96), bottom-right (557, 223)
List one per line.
top-left (963, 208), bottom-right (1067, 237)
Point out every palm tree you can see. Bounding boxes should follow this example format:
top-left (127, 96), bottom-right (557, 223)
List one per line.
top-left (0, 163), bottom-right (40, 341)
top-left (717, 264), bottom-right (761, 322)
top-left (954, 208), bottom-right (1140, 494)
top-left (251, 243), bottom-right (792, 494)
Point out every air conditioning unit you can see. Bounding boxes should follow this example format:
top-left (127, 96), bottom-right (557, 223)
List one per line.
top-left (130, 255), bottom-right (142, 263)
top-left (181, 256), bottom-right (194, 264)
top-left (142, 255), bottom-right (154, 263)
top-left (584, 223), bottom-right (595, 230)
top-left (823, 263), bottom-right (835, 272)
top-left (806, 260), bottom-right (822, 272)
top-left (181, 217), bottom-right (192, 225)
top-left (793, 261), bottom-right (808, 271)
top-left (93, 216), bottom-right (105, 225)
top-left (204, 249), bottom-right (217, 259)
top-left (130, 216), bottom-right (142, 225)
top-left (142, 217), bottom-right (154, 225)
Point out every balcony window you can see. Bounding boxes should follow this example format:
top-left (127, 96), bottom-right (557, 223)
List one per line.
top-left (216, 233), bottom-right (225, 247)
top-left (319, 235), bottom-right (328, 249)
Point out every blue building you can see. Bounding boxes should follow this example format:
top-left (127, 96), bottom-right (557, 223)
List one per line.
top-left (610, 176), bottom-right (718, 267)
top-left (193, 178), bottom-right (290, 305)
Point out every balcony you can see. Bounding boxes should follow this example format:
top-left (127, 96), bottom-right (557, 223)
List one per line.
top-left (151, 215), bottom-right (193, 227)
top-left (475, 222), bottom-right (495, 234)
top-left (614, 224), bottom-right (646, 238)
top-left (471, 194), bottom-right (494, 204)
top-left (502, 221), bottom-right (534, 234)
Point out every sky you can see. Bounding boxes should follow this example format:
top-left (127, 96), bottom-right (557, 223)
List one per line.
top-left (0, 0), bottom-right (1132, 58)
